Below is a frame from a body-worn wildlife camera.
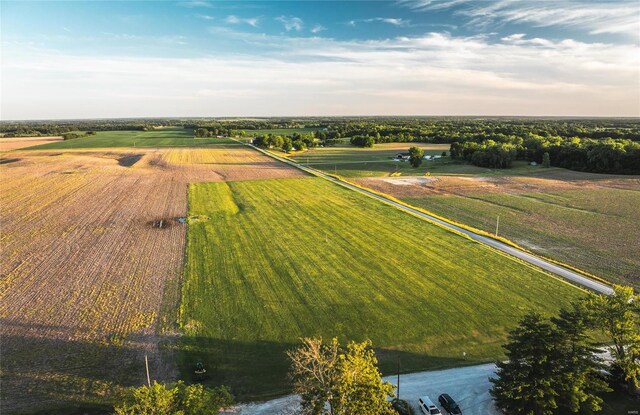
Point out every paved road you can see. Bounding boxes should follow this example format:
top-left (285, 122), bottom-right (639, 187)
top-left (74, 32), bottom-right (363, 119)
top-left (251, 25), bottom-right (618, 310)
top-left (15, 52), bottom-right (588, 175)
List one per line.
top-left (247, 143), bottom-right (614, 295)
top-left (230, 363), bottom-right (500, 415)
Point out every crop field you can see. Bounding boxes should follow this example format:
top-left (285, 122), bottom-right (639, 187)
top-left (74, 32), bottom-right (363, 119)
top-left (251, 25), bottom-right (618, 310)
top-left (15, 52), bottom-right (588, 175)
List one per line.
top-left (356, 169), bottom-right (640, 288)
top-left (28, 128), bottom-right (236, 150)
top-left (289, 143), bottom-right (451, 177)
top-left (179, 177), bottom-right (583, 400)
top-left (0, 136), bottom-right (64, 151)
top-left (0, 147), bottom-right (303, 413)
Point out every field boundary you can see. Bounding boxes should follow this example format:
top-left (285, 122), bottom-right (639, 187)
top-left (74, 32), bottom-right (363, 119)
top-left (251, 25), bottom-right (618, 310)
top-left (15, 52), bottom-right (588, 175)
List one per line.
top-left (240, 141), bottom-right (614, 295)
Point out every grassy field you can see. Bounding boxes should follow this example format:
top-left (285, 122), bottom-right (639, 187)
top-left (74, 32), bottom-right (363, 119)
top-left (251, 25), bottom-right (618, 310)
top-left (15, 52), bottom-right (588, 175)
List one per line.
top-left (289, 143), bottom-right (451, 177)
top-left (28, 128), bottom-right (237, 150)
top-left (179, 177), bottom-right (583, 400)
top-left (402, 189), bottom-right (640, 286)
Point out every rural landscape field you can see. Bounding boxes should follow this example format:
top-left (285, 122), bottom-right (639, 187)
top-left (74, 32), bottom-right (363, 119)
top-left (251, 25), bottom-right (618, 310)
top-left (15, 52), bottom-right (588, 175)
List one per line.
top-left (2, 0), bottom-right (640, 414)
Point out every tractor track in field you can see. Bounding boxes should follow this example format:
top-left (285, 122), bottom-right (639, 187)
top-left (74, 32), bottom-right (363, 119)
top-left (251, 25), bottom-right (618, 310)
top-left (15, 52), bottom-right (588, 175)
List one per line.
top-left (241, 141), bottom-right (613, 296)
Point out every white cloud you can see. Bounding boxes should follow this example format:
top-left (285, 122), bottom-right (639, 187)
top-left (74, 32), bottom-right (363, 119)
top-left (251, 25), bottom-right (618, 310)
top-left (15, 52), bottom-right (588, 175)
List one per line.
top-left (401, 0), bottom-right (640, 38)
top-left (349, 17), bottom-right (412, 27)
top-left (311, 25), bottom-right (327, 34)
top-left (225, 15), bottom-right (259, 27)
top-left (196, 14), bottom-right (214, 20)
top-left (276, 16), bottom-right (303, 31)
top-left (2, 30), bottom-right (638, 118)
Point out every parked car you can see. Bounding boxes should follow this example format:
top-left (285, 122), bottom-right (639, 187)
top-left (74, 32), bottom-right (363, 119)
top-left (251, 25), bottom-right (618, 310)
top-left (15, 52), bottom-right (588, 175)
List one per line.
top-left (438, 393), bottom-right (462, 414)
top-left (418, 396), bottom-right (442, 415)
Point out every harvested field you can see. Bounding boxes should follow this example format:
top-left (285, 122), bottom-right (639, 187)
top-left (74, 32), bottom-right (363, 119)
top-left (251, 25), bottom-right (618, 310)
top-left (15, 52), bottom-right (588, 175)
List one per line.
top-left (356, 169), bottom-right (640, 287)
top-left (0, 136), bottom-right (63, 151)
top-left (0, 147), bottom-right (304, 413)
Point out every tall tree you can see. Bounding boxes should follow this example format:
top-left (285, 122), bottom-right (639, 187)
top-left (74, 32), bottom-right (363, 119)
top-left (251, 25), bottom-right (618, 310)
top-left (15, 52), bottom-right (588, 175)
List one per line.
top-left (288, 337), bottom-right (340, 415)
top-left (408, 146), bottom-right (423, 168)
top-left (490, 313), bottom-right (561, 415)
top-left (588, 285), bottom-right (640, 394)
top-left (288, 338), bottom-right (395, 415)
top-left (331, 340), bottom-right (395, 415)
top-left (552, 302), bottom-right (611, 412)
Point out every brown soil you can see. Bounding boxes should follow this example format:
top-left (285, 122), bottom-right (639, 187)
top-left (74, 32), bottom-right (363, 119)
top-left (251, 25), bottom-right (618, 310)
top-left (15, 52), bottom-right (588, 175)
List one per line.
top-left (0, 136), bottom-right (63, 151)
top-left (356, 170), bottom-right (640, 198)
top-left (0, 147), bottom-right (304, 412)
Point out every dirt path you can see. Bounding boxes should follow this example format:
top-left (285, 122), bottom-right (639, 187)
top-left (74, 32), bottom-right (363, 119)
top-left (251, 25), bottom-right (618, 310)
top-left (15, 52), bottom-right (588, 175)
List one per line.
top-left (230, 363), bottom-right (499, 415)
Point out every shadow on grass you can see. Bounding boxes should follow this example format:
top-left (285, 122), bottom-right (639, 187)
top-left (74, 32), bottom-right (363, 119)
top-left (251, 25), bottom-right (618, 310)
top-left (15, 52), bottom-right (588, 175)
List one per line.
top-left (176, 336), bottom-right (477, 402)
top-left (1, 320), bottom-right (173, 415)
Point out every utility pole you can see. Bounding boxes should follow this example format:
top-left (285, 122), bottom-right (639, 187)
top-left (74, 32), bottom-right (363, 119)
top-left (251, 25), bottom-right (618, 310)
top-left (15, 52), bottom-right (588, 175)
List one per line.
top-left (397, 355), bottom-right (401, 400)
top-left (145, 354), bottom-right (151, 387)
top-left (495, 215), bottom-right (500, 237)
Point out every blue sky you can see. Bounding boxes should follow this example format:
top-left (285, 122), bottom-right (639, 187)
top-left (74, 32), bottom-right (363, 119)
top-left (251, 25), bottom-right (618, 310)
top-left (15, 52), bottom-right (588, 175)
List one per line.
top-left (1, 0), bottom-right (639, 119)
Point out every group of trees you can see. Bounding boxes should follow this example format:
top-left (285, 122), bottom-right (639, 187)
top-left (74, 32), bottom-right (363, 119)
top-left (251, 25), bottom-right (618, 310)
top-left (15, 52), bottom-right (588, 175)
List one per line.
top-left (288, 338), bottom-right (396, 415)
top-left (62, 131), bottom-right (96, 140)
top-left (253, 133), bottom-right (314, 152)
top-left (491, 285), bottom-right (639, 415)
top-left (451, 135), bottom-right (640, 173)
top-left (113, 381), bottom-right (233, 415)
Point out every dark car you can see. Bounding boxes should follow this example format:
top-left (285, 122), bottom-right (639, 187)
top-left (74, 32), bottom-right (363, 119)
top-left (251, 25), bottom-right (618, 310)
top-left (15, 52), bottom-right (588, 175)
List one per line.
top-left (438, 394), bottom-right (462, 415)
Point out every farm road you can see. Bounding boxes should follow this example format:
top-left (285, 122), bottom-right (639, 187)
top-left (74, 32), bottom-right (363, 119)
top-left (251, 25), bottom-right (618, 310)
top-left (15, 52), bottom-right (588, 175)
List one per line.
top-left (245, 143), bottom-right (614, 295)
top-left (230, 363), bottom-right (499, 415)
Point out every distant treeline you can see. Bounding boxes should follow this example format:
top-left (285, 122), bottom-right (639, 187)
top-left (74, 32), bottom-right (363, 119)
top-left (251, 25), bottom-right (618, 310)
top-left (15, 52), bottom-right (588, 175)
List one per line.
top-left (2, 117), bottom-right (638, 174)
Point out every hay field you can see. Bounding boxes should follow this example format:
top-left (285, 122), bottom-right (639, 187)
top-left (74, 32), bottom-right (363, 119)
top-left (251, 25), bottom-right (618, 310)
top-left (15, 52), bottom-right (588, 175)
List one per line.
top-left (179, 177), bottom-right (582, 400)
top-left (356, 169), bottom-right (640, 287)
top-left (0, 147), bottom-right (304, 413)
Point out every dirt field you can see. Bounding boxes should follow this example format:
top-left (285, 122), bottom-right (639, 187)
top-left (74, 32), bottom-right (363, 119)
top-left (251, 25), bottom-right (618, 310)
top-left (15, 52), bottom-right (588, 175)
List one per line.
top-left (0, 136), bottom-right (63, 151)
top-left (0, 147), bottom-right (304, 413)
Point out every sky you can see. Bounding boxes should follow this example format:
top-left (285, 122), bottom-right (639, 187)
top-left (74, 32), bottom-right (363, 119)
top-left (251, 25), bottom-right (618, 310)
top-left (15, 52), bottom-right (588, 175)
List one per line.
top-left (1, 0), bottom-right (639, 119)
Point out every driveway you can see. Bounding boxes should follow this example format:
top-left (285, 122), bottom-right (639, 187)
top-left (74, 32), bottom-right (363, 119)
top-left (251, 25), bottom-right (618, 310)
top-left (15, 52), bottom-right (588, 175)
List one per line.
top-left (232, 363), bottom-right (500, 415)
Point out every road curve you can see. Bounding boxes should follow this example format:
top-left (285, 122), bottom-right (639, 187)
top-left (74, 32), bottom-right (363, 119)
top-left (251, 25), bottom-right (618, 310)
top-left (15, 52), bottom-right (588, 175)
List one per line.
top-left (246, 143), bottom-right (614, 295)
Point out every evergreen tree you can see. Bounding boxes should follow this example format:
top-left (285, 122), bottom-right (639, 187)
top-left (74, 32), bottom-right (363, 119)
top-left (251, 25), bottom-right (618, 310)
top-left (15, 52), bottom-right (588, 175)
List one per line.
top-left (490, 313), bottom-right (561, 415)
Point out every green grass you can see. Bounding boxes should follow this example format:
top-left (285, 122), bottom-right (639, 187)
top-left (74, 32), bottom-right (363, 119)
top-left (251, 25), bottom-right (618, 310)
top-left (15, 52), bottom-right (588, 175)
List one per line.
top-left (404, 188), bottom-right (640, 288)
top-left (179, 177), bottom-right (583, 400)
top-left (29, 128), bottom-right (238, 150)
top-left (289, 143), bottom-right (458, 177)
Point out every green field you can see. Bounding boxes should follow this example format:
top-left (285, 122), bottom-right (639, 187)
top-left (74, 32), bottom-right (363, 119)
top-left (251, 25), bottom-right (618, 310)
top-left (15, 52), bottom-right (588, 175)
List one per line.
top-left (404, 188), bottom-right (640, 288)
top-left (29, 128), bottom-right (238, 149)
top-left (290, 143), bottom-right (454, 177)
top-left (179, 177), bottom-right (583, 400)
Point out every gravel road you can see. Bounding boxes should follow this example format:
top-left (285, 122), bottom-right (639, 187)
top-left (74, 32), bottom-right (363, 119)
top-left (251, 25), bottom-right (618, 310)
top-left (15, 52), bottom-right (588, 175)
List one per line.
top-left (230, 363), bottom-right (500, 415)
top-left (247, 144), bottom-right (613, 296)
